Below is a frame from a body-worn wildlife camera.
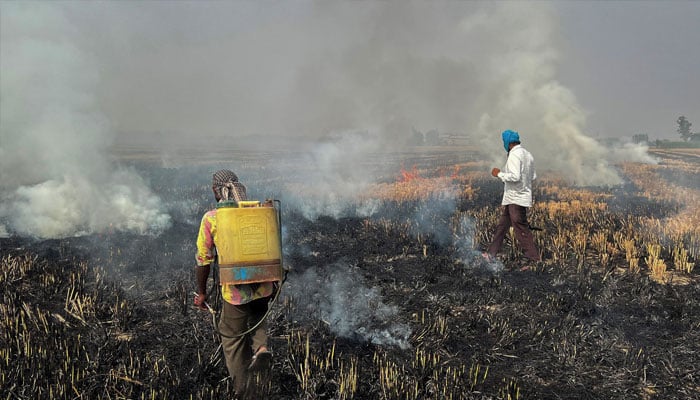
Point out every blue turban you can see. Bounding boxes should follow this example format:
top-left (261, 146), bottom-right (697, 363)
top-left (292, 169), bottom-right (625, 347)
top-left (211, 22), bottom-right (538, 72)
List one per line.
top-left (501, 130), bottom-right (520, 152)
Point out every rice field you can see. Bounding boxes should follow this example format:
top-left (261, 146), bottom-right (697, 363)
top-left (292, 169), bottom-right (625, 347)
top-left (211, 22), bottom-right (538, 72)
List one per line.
top-left (2, 146), bottom-right (699, 399)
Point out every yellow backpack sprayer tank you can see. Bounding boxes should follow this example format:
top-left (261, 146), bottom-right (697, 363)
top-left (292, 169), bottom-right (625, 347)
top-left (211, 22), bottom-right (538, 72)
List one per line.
top-left (215, 200), bottom-right (283, 285)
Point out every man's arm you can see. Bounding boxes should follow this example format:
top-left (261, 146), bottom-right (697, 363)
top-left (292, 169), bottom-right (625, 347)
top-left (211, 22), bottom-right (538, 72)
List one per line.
top-left (194, 212), bottom-right (215, 308)
top-left (196, 264), bottom-right (210, 295)
top-left (497, 151), bottom-right (523, 183)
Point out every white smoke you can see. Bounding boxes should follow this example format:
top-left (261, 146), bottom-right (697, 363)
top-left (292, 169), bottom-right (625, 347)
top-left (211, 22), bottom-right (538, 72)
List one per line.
top-left (274, 2), bottom-right (654, 187)
top-left (470, 3), bottom-right (656, 186)
top-left (1, 0), bottom-right (659, 229)
top-left (454, 214), bottom-right (504, 273)
top-left (289, 262), bottom-right (412, 349)
top-left (279, 2), bottom-right (656, 188)
top-left (0, 2), bottom-right (170, 238)
top-left (283, 130), bottom-right (385, 219)
top-left (410, 188), bottom-right (460, 246)
top-left (9, 171), bottom-right (171, 238)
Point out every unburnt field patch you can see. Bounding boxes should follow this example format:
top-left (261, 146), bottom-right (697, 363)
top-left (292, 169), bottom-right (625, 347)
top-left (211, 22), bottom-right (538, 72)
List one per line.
top-left (2, 148), bottom-right (699, 399)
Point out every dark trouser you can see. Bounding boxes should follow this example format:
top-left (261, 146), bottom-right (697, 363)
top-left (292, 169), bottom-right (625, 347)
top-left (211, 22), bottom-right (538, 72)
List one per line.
top-left (487, 204), bottom-right (540, 262)
top-left (218, 297), bottom-right (269, 396)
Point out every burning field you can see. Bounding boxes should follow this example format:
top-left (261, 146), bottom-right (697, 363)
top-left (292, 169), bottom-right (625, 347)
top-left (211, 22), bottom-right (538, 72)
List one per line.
top-left (2, 147), bottom-right (699, 400)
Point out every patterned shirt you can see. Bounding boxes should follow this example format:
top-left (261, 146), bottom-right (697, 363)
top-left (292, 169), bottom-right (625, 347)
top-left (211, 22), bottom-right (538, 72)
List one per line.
top-left (196, 208), bottom-right (274, 305)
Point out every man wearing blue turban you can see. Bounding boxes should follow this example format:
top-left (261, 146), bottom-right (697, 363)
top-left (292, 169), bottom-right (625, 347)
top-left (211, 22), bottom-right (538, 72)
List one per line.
top-left (483, 130), bottom-right (541, 270)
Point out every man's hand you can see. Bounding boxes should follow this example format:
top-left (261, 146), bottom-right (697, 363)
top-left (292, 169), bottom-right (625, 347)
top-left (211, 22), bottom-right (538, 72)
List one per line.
top-left (491, 168), bottom-right (501, 177)
top-left (194, 292), bottom-right (208, 310)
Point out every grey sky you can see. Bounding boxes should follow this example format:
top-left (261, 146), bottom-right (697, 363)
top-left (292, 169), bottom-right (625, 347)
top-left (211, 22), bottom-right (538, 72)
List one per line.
top-left (99, 1), bottom-right (699, 141)
top-left (556, 1), bottom-right (700, 139)
top-left (1, 0), bottom-right (698, 144)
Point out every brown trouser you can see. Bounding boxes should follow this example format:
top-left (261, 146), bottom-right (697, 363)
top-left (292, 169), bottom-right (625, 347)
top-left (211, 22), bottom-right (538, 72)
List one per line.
top-left (218, 297), bottom-right (269, 396)
top-left (487, 204), bottom-right (540, 261)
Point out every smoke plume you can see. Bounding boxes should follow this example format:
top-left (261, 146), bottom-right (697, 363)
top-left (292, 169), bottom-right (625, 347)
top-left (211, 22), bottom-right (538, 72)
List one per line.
top-left (1, 0), bottom-right (660, 239)
top-left (287, 261), bottom-right (411, 349)
top-left (469, 3), bottom-right (656, 185)
top-left (0, 3), bottom-right (170, 238)
top-left (280, 130), bottom-right (386, 219)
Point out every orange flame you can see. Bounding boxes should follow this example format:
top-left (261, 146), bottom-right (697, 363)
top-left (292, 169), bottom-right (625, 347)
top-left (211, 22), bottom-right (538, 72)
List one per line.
top-left (399, 164), bottom-right (420, 182)
top-left (450, 165), bottom-right (461, 179)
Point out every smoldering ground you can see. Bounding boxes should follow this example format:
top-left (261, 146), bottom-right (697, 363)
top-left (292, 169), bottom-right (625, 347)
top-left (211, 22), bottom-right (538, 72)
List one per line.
top-left (284, 261), bottom-right (413, 350)
top-left (1, 134), bottom-right (696, 400)
top-left (3, 147), bottom-right (700, 399)
top-left (12, 153), bottom-right (471, 343)
top-left (2, 2), bottom-right (699, 398)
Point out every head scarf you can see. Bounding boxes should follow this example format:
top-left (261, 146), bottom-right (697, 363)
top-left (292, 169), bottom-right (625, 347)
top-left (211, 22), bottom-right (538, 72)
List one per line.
top-left (501, 130), bottom-right (520, 152)
top-left (212, 169), bottom-right (247, 202)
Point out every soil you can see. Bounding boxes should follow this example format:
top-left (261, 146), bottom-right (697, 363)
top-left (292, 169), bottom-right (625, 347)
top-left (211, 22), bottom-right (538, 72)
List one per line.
top-left (2, 155), bottom-right (700, 400)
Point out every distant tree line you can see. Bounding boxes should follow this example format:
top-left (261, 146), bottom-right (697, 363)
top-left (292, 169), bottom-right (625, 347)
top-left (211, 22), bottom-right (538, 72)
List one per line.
top-left (409, 128), bottom-right (469, 146)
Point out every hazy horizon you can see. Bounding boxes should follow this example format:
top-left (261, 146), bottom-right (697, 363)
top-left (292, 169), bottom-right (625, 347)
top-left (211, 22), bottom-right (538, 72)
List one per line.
top-left (1, 0), bottom-right (698, 237)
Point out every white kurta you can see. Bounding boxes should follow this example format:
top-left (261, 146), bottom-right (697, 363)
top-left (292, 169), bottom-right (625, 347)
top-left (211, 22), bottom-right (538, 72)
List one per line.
top-left (497, 145), bottom-right (536, 207)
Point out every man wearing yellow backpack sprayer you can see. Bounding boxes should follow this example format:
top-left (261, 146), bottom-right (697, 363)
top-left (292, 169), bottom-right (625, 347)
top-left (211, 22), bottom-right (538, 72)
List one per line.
top-left (194, 169), bottom-right (277, 396)
top-left (483, 130), bottom-right (541, 270)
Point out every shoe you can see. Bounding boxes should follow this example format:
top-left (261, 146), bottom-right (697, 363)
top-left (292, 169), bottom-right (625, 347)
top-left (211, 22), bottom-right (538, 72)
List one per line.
top-left (249, 348), bottom-right (272, 371)
top-left (519, 264), bottom-right (531, 271)
top-left (481, 252), bottom-right (495, 263)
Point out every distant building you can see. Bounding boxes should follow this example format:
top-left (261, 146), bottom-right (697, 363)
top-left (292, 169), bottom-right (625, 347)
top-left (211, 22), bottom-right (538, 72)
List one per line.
top-left (632, 134), bottom-right (649, 144)
top-left (439, 133), bottom-right (470, 146)
top-left (412, 128), bottom-right (470, 146)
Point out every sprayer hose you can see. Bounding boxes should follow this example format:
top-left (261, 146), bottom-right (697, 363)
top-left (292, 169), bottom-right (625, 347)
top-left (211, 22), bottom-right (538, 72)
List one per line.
top-left (208, 268), bottom-right (287, 339)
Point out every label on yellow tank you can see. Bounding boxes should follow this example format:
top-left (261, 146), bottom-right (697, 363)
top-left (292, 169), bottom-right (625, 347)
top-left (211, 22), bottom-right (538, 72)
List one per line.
top-left (240, 215), bottom-right (268, 255)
